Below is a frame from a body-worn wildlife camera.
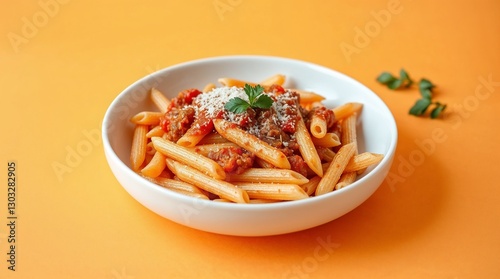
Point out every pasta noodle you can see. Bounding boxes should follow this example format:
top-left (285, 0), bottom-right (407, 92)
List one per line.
top-left (150, 88), bottom-right (170, 113)
top-left (203, 83), bottom-right (216, 92)
top-left (315, 142), bottom-right (357, 196)
top-left (311, 133), bottom-right (341, 148)
top-left (140, 151), bottom-right (167, 178)
top-left (213, 119), bottom-right (291, 170)
top-left (151, 137), bottom-right (227, 180)
top-left (130, 111), bottom-right (164, 125)
top-left (332, 102), bottom-right (363, 122)
top-left (233, 182), bottom-right (309, 201)
top-left (293, 89), bottom-right (325, 104)
top-left (295, 116), bottom-right (323, 177)
top-left (335, 113), bottom-right (358, 190)
top-left (343, 152), bottom-right (384, 173)
top-left (167, 159), bottom-right (249, 203)
top-left (300, 176), bottom-right (321, 196)
top-left (130, 124), bottom-right (148, 171)
top-left (260, 74), bottom-right (285, 86)
top-left (226, 168), bottom-right (309, 185)
top-left (140, 175), bottom-right (206, 194)
top-left (189, 142), bottom-right (240, 157)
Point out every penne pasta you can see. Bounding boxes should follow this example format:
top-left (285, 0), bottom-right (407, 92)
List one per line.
top-left (140, 151), bottom-right (167, 178)
top-left (218, 74), bottom-right (285, 90)
top-left (218, 77), bottom-right (257, 88)
top-left (190, 142), bottom-right (240, 157)
top-left (309, 103), bottom-right (328, 138)
top-left (332, 102), bottom-right (363, 122)
top-left (336, 113), bottom-right (359, 189)
top-left (234, 182), bottom-right (309, 201)
top-left (292, 89), bottom-right (326, 104)
top-left (335, 112), bottom-right (358, 190)
top-left (146, 125), bottom-right (165, 138)
top-left (226, 168), bottom-right (309, 185)
top-left (311, 133), bottom-right (341, 148)
top-left (176, 118), bottom-right (214, 147)
top-left (310, 116), bottom-right (328, 139)
top-left (150, 88), bottom-right (170, 113)
top-left (143, 152), bottom-right (154, 167)
top-left (203, 83), bottom-right (217, 92)
top-left (341, 113), bottom-right (358, 146)
top-left (260, 74), bottom-right (285, 86)
top-left (316, 146), bottom-right (336, 162)
top-left (315, 142), bottom-right (357, 196)
top-left (335, 172), bottom-right (357, 190)
top-left (151, 137), bottom-right (227, 180)
top-left (295, 116), bottom-right (323, 177)
top-left (197, 133), bottom-right (229, 145)
top-left (254, 157), bottom-right (277, 169)
top-left (130, 124), bottom-right (148, 171)
top-left (145, 141), bottom-right (156, 155)
top-left (343, 152), bottom-right (384, 173)
top-left (176, 131), bottom-right (208, 147)
top-left (213, 119), bottom-right (291, 170)
top-left (130, 111), bottom-right (164, 125)
top-left (300, 176), bottom-right (321, 196)
top-left (167, 159), bottom-right (249, 203)
top-left (141, 175), bottom-right (206, 194)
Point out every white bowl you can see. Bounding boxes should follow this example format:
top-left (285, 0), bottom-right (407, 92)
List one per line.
top-left (102, 55), bottom-right (397, 236)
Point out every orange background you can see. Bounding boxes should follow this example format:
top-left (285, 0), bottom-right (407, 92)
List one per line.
top-left (1, 0), bottom-right (500, 278)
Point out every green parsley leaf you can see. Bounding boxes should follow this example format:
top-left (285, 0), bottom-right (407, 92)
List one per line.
top-left (377, 69), bottom-right (413, 90)
top-left (244, 84), bottom-right (264, 103)
top-left (430, 103), bottom-right (447, 119)
top-left (419, 78), bottom-right (435, 99)
top-left (378, 70), bottom-right (447, 119)
top-left (419, 78), bottom-right (435, 91)
top-left (420, 88), bottom-right (433, 99)
top-left (252, 94), bottom-right (274, 109)
top-left (224, 97), bottom-right (250, 113)
top-left (400, 69), bottom-right (414, 88)
top-left (409, 98), bottom-right (432, 116)
top-left (387, 79), bottom-right (403, 90)
top-left (224, 84), bottom-right (274, 113)
top-left (376, 72), bottom-right (397, 84)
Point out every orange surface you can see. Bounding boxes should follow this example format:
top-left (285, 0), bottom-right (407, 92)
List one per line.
top-left (1, 0), bottom-right (500, 278)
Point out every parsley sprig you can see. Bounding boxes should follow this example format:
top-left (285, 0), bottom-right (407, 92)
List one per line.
top-left (377, 70), bottom-right (447, 119)
top-left (377, 69), bottom-right (414, 89)
top-left (224, 84), bottom-right (273, 113)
